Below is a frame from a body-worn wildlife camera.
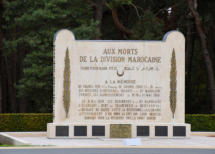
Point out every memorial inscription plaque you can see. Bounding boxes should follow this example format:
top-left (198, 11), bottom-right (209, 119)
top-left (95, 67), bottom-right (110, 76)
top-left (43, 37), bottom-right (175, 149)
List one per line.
top-left (47, 29), bottom-right (190, 138)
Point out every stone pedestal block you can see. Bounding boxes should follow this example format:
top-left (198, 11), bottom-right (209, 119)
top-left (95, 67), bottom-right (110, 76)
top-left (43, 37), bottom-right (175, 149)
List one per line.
top-left (47, 123), bottom-right (190, 138)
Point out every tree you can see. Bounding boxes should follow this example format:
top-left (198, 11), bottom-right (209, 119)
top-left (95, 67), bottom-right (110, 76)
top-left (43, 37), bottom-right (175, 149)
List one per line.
top-left (0, 0), bottom-right (3, 113)
top-left (1, 0), bottom-right (215, 114)
top-left (3, 0), bottom-right (98, 112)
top-left (187, 0), bottom-right (215, 113)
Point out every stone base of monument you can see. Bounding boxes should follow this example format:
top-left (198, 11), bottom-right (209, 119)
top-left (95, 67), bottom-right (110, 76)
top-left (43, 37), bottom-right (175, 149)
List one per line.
top-left (48, 30), bottom-right (191, 140)
top-left (47, 123), bottom-right (190, 138)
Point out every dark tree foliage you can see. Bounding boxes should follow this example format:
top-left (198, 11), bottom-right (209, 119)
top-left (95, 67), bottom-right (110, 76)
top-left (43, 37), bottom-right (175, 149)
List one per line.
top-left (1, 0), bottom-right (97, 112)
top-left (0, 0), bottom-right (215, 113)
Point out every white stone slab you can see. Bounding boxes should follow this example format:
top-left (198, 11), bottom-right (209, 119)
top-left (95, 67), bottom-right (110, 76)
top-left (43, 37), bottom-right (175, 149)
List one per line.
top-left (6, 132), bottom-right (215, 147)
top-left (123, 138), bottom-right (142, 146)
top-left (47, 29), bottom-right (189, 138)
top-left (53, 29), bottom-right (185, 124)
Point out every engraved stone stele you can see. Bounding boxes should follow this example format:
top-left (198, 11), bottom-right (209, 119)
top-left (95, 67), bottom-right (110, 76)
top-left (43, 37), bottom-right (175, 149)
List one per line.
top-left (47, 29), bottom-right (191, 138)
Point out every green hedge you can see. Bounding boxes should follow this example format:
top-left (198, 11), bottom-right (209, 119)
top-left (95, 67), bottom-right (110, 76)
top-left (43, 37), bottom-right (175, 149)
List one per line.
top-left (0, 114), bottom-right (214, 131)
top-left (185, 114), bottom-right (215, 131)
top-left (0, 113), bottom-right (52, 131)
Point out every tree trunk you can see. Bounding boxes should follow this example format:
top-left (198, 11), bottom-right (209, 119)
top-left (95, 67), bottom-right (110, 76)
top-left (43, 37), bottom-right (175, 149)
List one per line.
top-left (187, 0), bottom-right (215, 113)
top-left (163, 10), bottom-right (169, 32)
top-left (187, 34), bottom-right (196, 112)
top-left (17, 48), bottom-right (27, 112)
top-left (0, 68), bottom-right (2, 113)
top-left (5, 57), bottom-right (17, 112)
top-left (93, 0), bottom-right (105, 39)
top-left (194, 59), bottom-right (203, 106)
top-left (185, 15), bottom-right (192, 76)
top-left (185, 14), bottom-right (192, 113)
top-left (0, 58), bottom-right (6, 112)
top-left (0, 0), bottom-right (3, 113)
top-left (110, 7), bottom-right (132, 35)
top-left (12, 52), bottom-right (17, 112)
top-left (104, 2), bottom-right (132, 35)
top-left (169, 6), bottom-right (177, 30)
top-left (208, 22), bottom-right (215, 66)
top-left (19, 98), bottom-right (26, 113)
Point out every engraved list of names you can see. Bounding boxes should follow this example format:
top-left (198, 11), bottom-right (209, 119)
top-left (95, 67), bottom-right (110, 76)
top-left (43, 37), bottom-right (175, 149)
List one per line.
top-left (76, 47), bottom-right (163, 122)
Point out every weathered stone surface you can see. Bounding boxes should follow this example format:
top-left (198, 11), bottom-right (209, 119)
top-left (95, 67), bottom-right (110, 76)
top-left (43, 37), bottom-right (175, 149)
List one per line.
top-left (53, 30), bottom-right (185, 124)
top-left (47, 29), bottom-right (190, 138)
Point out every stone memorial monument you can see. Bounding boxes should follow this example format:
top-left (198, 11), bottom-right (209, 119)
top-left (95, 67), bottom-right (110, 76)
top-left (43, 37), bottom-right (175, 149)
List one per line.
top-left (47, 29), bottom-right (190, 138)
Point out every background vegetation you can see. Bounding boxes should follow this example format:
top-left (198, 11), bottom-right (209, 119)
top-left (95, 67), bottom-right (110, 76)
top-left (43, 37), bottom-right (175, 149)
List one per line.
top-left (0, 0), bottom-right (215, 114)
top-left (0, 114), bottom-right (214, 131)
